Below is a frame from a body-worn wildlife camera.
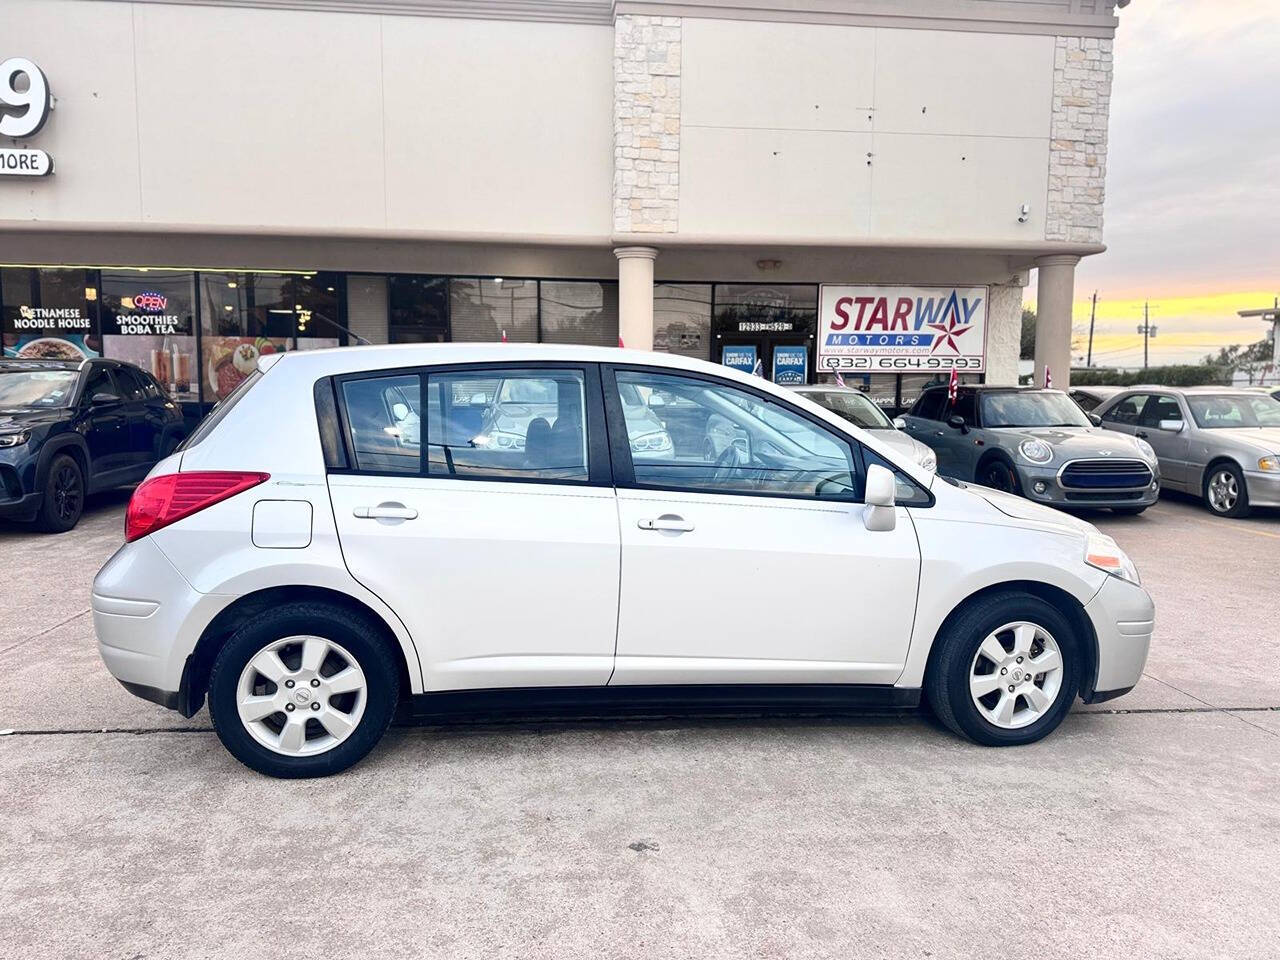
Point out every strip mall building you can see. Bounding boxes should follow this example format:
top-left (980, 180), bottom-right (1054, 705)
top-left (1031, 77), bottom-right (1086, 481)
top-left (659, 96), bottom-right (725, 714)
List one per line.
top-left (1, 0), bottom-right (1123, 410)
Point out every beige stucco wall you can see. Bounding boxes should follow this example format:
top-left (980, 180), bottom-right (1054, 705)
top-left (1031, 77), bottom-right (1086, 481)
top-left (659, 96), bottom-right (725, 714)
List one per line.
top-left (675, 18), bottom-right (1055, 242)
top-left (0, 0), bottom-right (614, 238)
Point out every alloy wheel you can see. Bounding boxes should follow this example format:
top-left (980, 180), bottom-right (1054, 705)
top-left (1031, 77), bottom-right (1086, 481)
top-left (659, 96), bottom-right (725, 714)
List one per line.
top-left (235, 635), bottom-right (368, 757)
top-left (53, 464), bottom-right (83, 523)
top-left (968, 621), bottom-right (1064, 730)
top-left (1207, 469), bottom-right (1238, 514)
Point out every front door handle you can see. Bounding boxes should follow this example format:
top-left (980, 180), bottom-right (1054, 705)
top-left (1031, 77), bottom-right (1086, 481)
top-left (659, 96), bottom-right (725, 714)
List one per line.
top-left (638, 514), bottom-right (694, 533)
top-left (353, 502), bottom-right (418, 521)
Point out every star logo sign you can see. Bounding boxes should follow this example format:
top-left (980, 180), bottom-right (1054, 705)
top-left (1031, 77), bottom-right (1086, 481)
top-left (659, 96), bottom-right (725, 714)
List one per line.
top-left (926, 292), bottom-right (972, 355)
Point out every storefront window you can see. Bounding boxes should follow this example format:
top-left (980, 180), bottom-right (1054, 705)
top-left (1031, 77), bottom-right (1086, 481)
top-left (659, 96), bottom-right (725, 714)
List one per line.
top-left (99, 269), bottom-right (198, 401)
top-left (450, 278), bottom-right (537, 342)
top-left (653, 283), bottom-right (711, 360)
top-left (713, 284), bottom-right (817, 337)
top-left (1, 267), bottom-right (99, 360)
top-left (199, 272), bottom-right (291, 403)
top-left (540, 281), bottom-right (618, 347)
top-left (388, 276), bottom-right (448, 343)
top-left (293, 273), bottom-right (345, 350)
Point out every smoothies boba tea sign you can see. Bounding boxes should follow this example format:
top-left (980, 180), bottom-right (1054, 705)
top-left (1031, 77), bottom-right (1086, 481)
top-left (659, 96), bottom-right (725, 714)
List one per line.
top-left (818, 285), bottom-right (988, 373)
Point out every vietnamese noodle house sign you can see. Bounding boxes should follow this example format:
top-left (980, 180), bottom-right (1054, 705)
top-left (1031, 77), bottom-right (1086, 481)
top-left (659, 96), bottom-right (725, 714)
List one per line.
top-left (0, 57), bottom-right (54, 177)
top-left (818, 285), bottom-right (988, 373)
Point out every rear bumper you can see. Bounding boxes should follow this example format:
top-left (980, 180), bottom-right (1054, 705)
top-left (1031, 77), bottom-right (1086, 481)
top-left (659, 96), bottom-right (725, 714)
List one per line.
top-left (1244, 470), bottom-right (1280, 508)
top-left (1082, 575), bottom-right (1155, 701)
top-left (93, 537), bottom-right (229, 714)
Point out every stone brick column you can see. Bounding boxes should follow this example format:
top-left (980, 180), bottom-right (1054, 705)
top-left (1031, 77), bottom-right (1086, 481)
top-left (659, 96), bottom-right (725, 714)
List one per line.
top-left (1046, 36), bottom-right (1113, 243)
top-left (615, 246), bottom-right (658, 350)
top-left (1034, 255), bottom-right (1080, 389)
top-left (613, 15), bottom-right (681, 235)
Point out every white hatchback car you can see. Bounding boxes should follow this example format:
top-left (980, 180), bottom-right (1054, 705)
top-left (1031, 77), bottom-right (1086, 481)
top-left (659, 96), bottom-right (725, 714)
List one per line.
top-left (94, 345), bottom-right (1154, 778)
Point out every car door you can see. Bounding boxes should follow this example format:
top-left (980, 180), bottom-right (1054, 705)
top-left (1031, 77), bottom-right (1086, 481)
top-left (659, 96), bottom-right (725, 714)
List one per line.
top-left (325, 363), bottom-right (621, 691)
top-left (77, 365), bottom-right (130, 484)
top-left (604, 365), bottom-right (921, 686)
top-left (1136, 393), bottom-right (1190, 487)
top-left (902, 388), bottom-right (962, 476)
top-left (110, 366), bottom-right (158, 474)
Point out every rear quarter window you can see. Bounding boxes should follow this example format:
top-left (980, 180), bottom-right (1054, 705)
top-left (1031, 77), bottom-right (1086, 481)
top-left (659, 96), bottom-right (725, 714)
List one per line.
top-left (179, 370), bottom-right (262, 450)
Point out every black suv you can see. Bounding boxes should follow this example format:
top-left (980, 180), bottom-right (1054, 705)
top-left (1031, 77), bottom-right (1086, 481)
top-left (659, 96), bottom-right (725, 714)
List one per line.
top-left (0, 358), bottom-right (187, 532)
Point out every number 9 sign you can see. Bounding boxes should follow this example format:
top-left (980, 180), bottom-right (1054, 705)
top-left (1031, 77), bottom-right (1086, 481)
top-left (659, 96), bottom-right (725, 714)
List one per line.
top-left (0, 58), bottom-right (52, 139)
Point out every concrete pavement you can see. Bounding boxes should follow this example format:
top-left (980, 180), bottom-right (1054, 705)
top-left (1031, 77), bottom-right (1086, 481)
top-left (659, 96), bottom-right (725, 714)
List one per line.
top-left (1, 493), bottom-right (1278, 958)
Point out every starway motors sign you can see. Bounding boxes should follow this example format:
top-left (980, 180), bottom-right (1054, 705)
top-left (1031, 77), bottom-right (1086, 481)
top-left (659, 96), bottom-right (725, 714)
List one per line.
top-left (817, 284), bottom-right (988, 373)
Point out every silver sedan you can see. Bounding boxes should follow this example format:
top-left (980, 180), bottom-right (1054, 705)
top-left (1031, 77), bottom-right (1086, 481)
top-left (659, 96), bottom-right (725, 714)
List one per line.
top-left (1094, 387), bottom-right (1280, 517)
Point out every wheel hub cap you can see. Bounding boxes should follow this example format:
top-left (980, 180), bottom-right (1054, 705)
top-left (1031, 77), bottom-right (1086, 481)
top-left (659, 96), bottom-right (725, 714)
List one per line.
top-left (235, 635), bottom-right (368, 757)
top-left (968, 621), bottom-right (1064, 730)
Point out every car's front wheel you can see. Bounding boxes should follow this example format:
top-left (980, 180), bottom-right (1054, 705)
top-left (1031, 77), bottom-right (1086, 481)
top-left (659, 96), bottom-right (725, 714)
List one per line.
top-left (925, 591), bottom-right (1081, 746)
top-left (1203, 462), bottom-right (1250, 518)
top-left (208, 602), bottom-right (400, 778)
top-left (34, 453), bottom-right (85, 533)
top-left (978, 457), bottom-right (1022, 495)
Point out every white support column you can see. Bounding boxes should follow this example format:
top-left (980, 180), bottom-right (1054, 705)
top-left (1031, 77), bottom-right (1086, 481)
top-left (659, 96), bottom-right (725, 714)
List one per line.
top-left (615, 245), bottom-right (658, 350)
top-left (1033, 255), bottom-right (1080, 388)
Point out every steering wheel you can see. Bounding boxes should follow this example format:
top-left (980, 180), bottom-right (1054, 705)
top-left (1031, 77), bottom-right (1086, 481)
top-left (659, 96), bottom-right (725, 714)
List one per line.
top-left (711, 443), bottom-right (743, 482)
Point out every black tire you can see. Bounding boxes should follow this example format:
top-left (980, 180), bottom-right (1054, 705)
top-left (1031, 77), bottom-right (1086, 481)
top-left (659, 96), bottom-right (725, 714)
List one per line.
top-left (208, 602), bottom-right (400, 778)
top-left (1202, 462), bottom-right (1250, 518)
top-left (924, 591), bottom-right (1081, 747)
top-left (978, 456), bottom-right (1022, 496)
top-left (1111, 505), bottom-right (1148, 516)
top-left (34, 453), bottom-right (85, 533)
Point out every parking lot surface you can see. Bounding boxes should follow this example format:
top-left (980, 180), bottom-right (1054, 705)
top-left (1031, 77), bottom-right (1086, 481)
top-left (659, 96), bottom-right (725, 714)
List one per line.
top-left (2, 494), bottom-right (1279, 958)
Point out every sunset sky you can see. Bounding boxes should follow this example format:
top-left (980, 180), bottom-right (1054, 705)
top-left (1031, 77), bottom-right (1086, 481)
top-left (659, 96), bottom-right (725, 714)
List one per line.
top-left (1030, 0), bottom-right (1280, 367)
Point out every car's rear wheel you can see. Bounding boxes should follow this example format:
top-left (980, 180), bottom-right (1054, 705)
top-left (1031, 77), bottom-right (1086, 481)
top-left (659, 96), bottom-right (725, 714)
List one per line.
top-left (208, 602), bottom-right (400, 778)
top-left (1203, 462), bottom-right (1250, 518)
top-left (34, 454), bottom-right (84, 533)
top-left (925, 591), bottom-right (1080, 746)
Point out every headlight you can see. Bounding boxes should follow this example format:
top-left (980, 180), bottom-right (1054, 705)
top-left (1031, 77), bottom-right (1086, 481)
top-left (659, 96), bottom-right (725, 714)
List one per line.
top-left (1017, 438), bottom-right (1054, 465)
top-left (1085, 531), bottom-right (1141, 586)
top-left (472, 430), bottom-right (525, 451)
top-left (1135, 437), bottom-right (1158, 462)
top-left (630, 431), bottom-right (673, 454)
top-left (917, 448), bottom-right (937, 472)
top-left (0, 431), bottom-right (31, 448)
top-left (1259, 455), bottom-right (1280, 472)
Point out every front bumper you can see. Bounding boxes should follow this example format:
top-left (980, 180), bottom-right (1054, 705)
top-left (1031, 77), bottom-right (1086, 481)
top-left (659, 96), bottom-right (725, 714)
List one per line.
top-left (1083, 575), bottom-right (1154, 700)
top-left (1244, 469), bottom-right (1280, 508)
top-left (1016, 461), bottom-right (1160, 510)
top-left (0, 490), bottom-right (41, 522)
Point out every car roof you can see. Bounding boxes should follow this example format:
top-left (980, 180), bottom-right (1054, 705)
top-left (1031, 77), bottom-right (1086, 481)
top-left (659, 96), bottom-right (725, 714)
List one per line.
top-left (0, 357), bottom-right (84, 372)
top-left (1114, 385), bottom-right (1257, 396)
top-left (920, 384), bottom-right (1063, 395)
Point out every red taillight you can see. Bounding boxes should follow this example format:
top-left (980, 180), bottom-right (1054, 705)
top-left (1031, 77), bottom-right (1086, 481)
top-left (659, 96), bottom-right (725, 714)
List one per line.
top-left (125, 471), bottom-right (270, 542)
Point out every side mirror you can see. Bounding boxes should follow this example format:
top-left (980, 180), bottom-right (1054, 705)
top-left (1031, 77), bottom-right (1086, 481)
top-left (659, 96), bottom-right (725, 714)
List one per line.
top-left (1158, 419), bottom-right (1184, 433)
top-left (892, 417), bottom-right (907, 430)
top-left (863, 464), bottom-right (897, 532)
top-left (730, 426), bottom-right (752, 463)
top-left (391, 402), bottom-right (410, 421)
top-left (1088, 413), bottom-right (1102, 426)
top-left (947, 414), bottom-right (967, 433)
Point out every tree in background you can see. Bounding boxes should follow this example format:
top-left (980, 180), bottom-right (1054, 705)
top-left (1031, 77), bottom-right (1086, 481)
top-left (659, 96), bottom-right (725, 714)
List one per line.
top-left (1203, 337), bottom-right (1274, 383)
top-left (1020, 308), bottom-right (1036, 360)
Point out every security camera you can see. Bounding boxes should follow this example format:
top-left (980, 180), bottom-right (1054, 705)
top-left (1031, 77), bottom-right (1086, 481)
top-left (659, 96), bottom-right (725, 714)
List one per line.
top-left (1018, 203), bottom-right (1031, 224)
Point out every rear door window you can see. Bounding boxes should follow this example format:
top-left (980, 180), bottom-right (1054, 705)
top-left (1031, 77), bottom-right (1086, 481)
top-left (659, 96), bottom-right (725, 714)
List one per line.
top-left (1139, 395), bottom-right (1182, 427)
top-left (912, 390), bottom-right (946, 421)
top-left (339, 374), bottom-right (422, 474)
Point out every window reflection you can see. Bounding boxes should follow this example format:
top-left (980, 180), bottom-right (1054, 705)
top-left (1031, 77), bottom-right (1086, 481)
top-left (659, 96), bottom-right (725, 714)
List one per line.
top-left (540, 281), bottom-right (619, 347)
top-left (450, 278), bottom-right (537, 343)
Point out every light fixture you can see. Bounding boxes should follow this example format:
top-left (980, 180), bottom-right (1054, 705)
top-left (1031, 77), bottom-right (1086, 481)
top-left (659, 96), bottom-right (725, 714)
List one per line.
top-left (224, 305), bottom-right (233, 312)
top-left (84, 287), bottom-right (97, 301)
top-left (493, 277), bottom-right (504, 284)
top-left (755, 259), bottom-right (782, 271)
top-left (227, 281), bottom-right (237, 289)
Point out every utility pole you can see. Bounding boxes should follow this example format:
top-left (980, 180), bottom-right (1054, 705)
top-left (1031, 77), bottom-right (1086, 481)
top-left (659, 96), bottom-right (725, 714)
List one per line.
top-left (1137, 301), bottom-right (1158, 369)
top-left (1086, 291), bottom-right (1098, 367)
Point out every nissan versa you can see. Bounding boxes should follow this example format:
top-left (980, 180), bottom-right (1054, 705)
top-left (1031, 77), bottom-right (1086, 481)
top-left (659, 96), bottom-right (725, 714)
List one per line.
top-left (93, 345), bottom-right (1154, 778)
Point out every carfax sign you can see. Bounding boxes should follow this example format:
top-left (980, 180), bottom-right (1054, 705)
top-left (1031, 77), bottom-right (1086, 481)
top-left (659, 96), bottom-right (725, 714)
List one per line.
top-left (772, 345), bottom-right (808, 385)
top-left (818, 285), bottom-right (988, 373)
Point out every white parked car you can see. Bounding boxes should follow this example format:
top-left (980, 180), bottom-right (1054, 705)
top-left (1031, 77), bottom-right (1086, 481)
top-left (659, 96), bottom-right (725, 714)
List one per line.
top-left (94, 345), bottom-right (1153, 777)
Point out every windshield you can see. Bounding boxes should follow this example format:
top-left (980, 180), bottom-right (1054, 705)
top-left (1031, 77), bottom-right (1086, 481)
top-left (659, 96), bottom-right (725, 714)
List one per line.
top-left (981, 391), bottom-right (1091, 428)
top-left (1187, 394), bottom-right (1280, 429)
top-left (804, 390), bottom-right (894, 429)
top-left (0, 370), bottom-right (79, 408)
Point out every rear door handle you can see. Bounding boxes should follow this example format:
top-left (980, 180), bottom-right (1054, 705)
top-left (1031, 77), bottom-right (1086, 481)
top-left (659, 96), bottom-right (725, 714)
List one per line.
top-left (637, 514), bottom-right (694, 532)
top-left (353, 502), bottom-right (418, 521)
